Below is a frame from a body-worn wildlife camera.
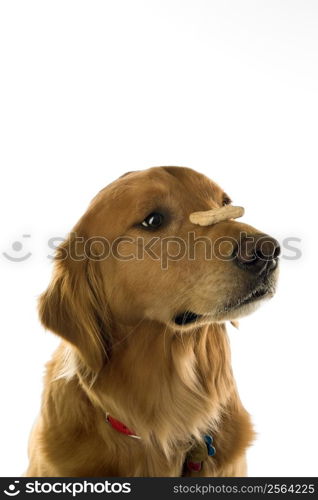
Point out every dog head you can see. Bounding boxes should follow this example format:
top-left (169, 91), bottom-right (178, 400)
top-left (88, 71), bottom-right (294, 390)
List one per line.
top-left (39, 166), bottom-right (280, 371)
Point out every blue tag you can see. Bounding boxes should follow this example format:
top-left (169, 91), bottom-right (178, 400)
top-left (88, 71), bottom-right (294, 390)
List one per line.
top-left (204, 434), bottom-right (216, 456)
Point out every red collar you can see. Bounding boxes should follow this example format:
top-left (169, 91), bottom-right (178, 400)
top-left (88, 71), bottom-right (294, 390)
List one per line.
top-left (106, 413), bottom-right (215, 473)
top-left (106, 413), bottom-right (141, 440)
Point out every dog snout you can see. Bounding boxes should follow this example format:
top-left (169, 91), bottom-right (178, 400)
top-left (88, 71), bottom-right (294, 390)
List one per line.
top-left (234, 233), bottom-right (280, 275)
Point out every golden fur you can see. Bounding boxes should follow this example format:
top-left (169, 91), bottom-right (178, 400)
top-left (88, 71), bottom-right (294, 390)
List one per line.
top-left (26, 166), bottom-right (279, 477)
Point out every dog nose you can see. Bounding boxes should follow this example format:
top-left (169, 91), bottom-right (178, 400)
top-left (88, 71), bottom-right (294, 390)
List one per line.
top-left (234, 234), bottom-right (280, 275)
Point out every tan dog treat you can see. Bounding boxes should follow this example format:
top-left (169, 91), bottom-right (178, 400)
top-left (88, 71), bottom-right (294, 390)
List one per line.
top-left (189, 205), bottom-right (244, 226)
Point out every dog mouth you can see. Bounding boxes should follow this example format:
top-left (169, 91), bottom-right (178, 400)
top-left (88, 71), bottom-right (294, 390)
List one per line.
top-left (174, 283), bottom-right (274, 326)
top-left (174, 311), bottom-right (202, 326)
top-left (223, 284), bottom-right (274, 313)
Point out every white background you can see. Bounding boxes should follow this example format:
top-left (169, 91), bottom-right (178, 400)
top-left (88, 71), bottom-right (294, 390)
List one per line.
top-left (1, 0), bottom-right (317, 477)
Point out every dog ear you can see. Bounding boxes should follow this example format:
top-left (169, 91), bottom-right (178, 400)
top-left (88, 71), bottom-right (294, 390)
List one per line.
top-left (39, 233), bottom-right (110, 373)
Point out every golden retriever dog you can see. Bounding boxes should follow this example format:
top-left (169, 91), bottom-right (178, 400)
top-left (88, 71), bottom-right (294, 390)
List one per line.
top-left (26, 166), bottom-right (280, 477)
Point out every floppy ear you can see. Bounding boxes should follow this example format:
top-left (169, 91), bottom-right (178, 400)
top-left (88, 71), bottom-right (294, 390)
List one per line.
top-left (39, 234), bottom-right (110, 372)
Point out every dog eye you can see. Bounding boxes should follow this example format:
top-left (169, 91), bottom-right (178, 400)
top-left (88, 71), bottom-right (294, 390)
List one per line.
top-left (141, 213), bottom-right (164, 229)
